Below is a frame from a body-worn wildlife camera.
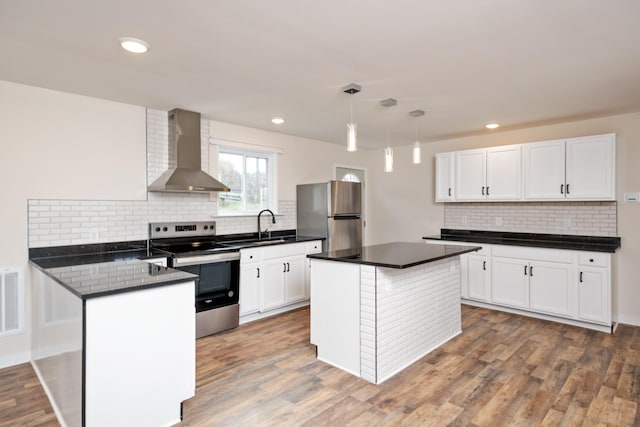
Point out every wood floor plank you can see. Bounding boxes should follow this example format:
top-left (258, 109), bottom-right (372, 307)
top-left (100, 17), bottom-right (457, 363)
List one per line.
top-left (2, 305), bottom-right (640, 426)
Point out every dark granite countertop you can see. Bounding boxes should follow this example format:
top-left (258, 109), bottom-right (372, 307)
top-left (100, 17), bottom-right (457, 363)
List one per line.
top-left (28, 231), bottom-right (323, 299)
top-left (423, 229), bottom-right (621, 253)
top-left (30, 258), bottom-right (197, 300)
top-left (307, 242), bottom-right (481, 269)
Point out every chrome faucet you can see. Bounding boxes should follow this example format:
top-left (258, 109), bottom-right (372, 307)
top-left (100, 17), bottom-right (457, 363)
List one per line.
top-left (257, 209), bottom-right (276, 241)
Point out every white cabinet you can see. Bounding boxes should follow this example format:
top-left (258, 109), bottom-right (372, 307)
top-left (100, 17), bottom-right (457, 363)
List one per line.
top-left (261, 258), bottom-right (287, 311)
top-left (239, 248), bottom-right (261, 316)
top-left (239, 240), bottom-right (322, 317)
top-left (467, 253), bottom-right (491, 302)
top-left (435, 152), bottom-right (455, 202)
top-left (523, 134), bottom-right (615, 201)
top-left (486, 145), bottom-right (522, 200)
top-left (577, 252), bottom-right (611, 325)
top-left (284, 255), bottom-right (307, 304)
top-left (565, 134), bottom-right (615, 200)
top-left (491, 257), bottom-right (530, 309)
top-left (305, 241), bottom-right (322, 298)
top-left (437, 132), bottom-right (615, 202)
top-left (455, 149), bottom-right (486, 201)
top-left (454, 145), bottom-right (522, 201)
top-left (523, 139), bottom-right (566, 199)
top-left (456, 241), bottom-right (613, 331)
top-left (528, 260), bottom-right (573, 318)
top-left (492, 247), bottom-right (574, 317)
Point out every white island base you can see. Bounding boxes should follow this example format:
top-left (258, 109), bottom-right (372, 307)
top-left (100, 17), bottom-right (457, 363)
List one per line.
top-left (310, 256), bottom-right (462, 384)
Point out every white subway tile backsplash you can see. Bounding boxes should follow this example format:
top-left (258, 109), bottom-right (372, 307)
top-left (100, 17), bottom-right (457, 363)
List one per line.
top-left (27, 109), bottom-right (296, 247)
top-left (444, 201), bottom-right (616, 236)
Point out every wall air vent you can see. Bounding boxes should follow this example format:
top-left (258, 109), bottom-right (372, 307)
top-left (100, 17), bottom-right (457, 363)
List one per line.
top-left (0, 267), bottom-right (24, 336)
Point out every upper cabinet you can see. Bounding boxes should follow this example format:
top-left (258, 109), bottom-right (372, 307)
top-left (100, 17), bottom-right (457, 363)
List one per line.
top-left (454, 145), bottom-right (522, 201)
top-left (436, 133), bottom-right (615, 203)
top-left (565, 134), bottom-right (615, 200)
top-left (435, 153), bottom-right (455, 202)
top-left (524, 134), bottom-right (615, 201)
top-left (523, 139), bottom-right (566, 199)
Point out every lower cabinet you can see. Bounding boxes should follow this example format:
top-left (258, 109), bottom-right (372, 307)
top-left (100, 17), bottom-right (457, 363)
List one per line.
top-left (528, 260), bottom-right (573, 318)
top-left (467, 253), bottom-right (491, 302)
top-left (261, 255), bottom-right (306, 311)
top-left (239, 248), bottom-right (261, 316)
top-left (577, 254), bottom-right (611, 324)
top-left (425, 239), bottom-right (613, 331)
top-left (491, 257), bottom-right (530, 309)
top-left (239, 240), bottom-right (321, 317)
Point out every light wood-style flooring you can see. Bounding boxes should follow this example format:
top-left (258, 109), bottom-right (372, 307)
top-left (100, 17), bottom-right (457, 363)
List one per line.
top-left (1, 305), bottom-right (639, 426)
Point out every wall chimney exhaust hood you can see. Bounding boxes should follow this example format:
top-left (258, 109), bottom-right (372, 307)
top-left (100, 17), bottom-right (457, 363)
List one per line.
top-left (148, 108), bottom-right (230, 193)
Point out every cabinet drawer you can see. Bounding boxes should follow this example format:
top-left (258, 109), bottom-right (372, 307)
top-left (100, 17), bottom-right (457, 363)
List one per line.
top-left (240, 248), bottom-right (261, 264)
top-left (491, 245), bottom-right (573, 263)
top-left (578, 252), bottom-right (610, 268)
top-left (261, 242), bottom-right (305, 260)
top-left (305, 240), bottom-right (322, 254)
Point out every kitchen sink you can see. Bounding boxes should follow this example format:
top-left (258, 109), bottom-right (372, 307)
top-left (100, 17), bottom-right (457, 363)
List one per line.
top-left (218, 237), bottom-right (296, 249)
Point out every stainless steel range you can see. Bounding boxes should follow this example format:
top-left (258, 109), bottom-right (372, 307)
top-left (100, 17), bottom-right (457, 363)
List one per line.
top-left (149, 221), bottom-right (240, 338)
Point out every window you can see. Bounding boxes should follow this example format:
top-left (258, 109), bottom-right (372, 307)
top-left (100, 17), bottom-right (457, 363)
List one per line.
top-left (217, 147), bottom-right (276, 214)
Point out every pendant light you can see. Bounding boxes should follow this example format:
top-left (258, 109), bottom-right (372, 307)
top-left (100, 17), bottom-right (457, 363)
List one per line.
top-left (380, 98), bottom-right (397, 173)
top-left (409, 110), bottom-right (425, 164)
top-left (385, 147), bottom-right (394, 172)
top-left (342, 83), bottom-right (361, 152)
top-left (384, 129), bottom-right (394, 173)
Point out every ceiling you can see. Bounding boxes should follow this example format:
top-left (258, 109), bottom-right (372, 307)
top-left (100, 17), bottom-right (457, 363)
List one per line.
top-left (1, 0), bottom-right (640, 149)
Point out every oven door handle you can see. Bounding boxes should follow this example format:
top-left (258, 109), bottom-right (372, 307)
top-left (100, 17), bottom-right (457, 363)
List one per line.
top-left (173, 251), bottom-right (240, 267)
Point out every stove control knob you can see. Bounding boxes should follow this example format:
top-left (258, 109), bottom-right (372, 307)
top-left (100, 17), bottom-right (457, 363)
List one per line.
top-left (204, 225), bottom-right (208, 230)
top-left (163, 227), bottom-right (168, 232)
top-left (155, 227), bottom-right (161, 232)
top-left (228, 290), bottom-right (234, 297)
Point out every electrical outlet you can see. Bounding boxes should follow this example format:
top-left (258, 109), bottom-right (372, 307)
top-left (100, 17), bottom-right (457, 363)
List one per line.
top-left (495, 217), bottom-right (502, 226)
top-left (624, 192), bottom-right (638, 202)
top-left (461, 215), bottom-right (468, 224)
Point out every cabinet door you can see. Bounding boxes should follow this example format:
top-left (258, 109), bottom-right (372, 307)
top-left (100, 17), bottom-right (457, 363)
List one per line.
top-left (491, 257), bottom-right (529, 309)
top-left (435, 152), bottom-right (455, 202)
top-left (239, 263), bottom-right (260, 316)
top-left (455, 149), bottom-right (486, 201)
top-left (305, 241), bottom-right (322, 299)
top-left (467, 254), bottom-right (491, 302)
top-left (486, 145), bottom-right (522, 200)
top-left (577, 267), bottom-right (610, 324)
top-left (261, 259), bottom-right (286, 312)
top-left (523, 140), bottom-right (566, 200)
top-left (285, 255), bottom-right (306, 304)
top-left (565, 134), bottom-right (615, 200)
top-left (529, 261), bottom-right (573, 318)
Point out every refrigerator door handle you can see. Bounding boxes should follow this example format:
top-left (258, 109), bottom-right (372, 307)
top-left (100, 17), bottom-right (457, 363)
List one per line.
top-left (331, 214), bottom-right (361, 220)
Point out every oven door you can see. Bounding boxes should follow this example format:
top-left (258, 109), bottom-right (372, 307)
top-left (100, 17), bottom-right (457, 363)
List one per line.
top-left (173, 251), bottom-right (240, 312)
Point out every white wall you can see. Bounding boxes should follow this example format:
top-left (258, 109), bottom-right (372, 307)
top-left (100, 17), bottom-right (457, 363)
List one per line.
top-left (367, 111), bottom-right (640, 326)
top-left (0, 80), bottom-right (146, 367)
top-left (0, 81), bottom-right (374, 368)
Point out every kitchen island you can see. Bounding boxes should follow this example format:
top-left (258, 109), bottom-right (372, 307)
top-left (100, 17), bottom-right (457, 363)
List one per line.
top-left (308, 242), bottom-right (480, 384)
top-left (30, 252), bottom-right (197, 427)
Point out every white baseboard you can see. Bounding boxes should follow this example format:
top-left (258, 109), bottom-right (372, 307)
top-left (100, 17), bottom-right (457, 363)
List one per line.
top-left (0, 350), bottom-right (30, 370)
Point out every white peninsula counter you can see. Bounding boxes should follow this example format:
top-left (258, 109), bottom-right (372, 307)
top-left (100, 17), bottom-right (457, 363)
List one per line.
top-left (30, 251), bottom-right (197, 427)
top-left (308, 242), bottom-right (480, 384)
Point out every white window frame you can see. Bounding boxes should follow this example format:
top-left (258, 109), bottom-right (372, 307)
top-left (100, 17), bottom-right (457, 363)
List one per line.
top-left (212, 142), bottom-right (278, 216)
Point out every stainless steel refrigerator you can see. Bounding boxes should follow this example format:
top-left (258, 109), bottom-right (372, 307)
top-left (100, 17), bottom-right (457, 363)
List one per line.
top-left (296, 181), bottom-right (362, 252)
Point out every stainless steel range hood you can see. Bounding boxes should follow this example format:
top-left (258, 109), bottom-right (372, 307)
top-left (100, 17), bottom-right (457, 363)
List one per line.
top-left (148, 108), bottom-right (230, 193)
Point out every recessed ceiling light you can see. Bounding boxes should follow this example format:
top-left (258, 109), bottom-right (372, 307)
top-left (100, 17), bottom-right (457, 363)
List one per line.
top-left (271, 117), bottom-right (285, 125)
top-left (485, 123), bottom-right (500, 129)
top-left (119, 37), bottom-right (150, 53)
